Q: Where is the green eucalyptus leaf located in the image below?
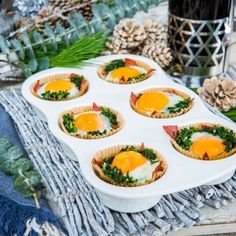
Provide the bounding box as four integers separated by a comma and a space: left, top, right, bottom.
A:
32, 31, 47, 54
2, 158, 33, 175
28, 58, 38, 73
13, 175, 33, 197
0, 138, 12, 161
37, 57, 50, 71
0, 36, 10, 54
5, 146, 24, 161
10, 39, 25, 60
45, 23, 58, 52
21, 32, 35, 59
25, 170, 42, 186
19, 62, 32, 78
55, 23, 69, 46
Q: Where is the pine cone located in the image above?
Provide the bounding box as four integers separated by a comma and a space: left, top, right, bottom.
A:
198, 76, 236, 111
143, 19, 167, 45
142, 41, 173, 68
15, 0, 93, 33
106, 18, 147, 54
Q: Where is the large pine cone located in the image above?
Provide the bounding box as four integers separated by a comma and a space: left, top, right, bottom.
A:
109, 19, 147, 50
198, 76, 236, 111
142, 41, 173, 69
143, 19, 167, 45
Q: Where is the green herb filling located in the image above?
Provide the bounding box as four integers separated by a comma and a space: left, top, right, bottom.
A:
41, 91, 69, 100
167, 97, 192, 113
104, 59, 125, 73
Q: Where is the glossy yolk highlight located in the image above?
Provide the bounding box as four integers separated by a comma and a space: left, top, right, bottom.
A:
136, 92, 169, 112
111, 67, 141, 81
111, 151, 147, 174
74, 113, 104, 132
191, 136, 226, 158
45, 80, 73, 92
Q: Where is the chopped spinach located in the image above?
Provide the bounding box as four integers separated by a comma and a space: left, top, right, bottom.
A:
102, 159, 137, 184
168, 97, 192, 113
41, 91, 69, 100
70, 75, 84, 89
202, 126, 236, 152
104, 59, 125, 73
101, 107, 118, 126
120, 146, 158, 164
88, 130, 107, 136
127, 73, 146, 82
176, 127, 200, 150
63, 113, 77, 133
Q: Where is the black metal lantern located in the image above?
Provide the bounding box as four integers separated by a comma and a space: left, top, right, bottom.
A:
168, 0, 233, 78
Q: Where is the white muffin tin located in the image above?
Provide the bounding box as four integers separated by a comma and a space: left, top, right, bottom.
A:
22, 54, 236, 213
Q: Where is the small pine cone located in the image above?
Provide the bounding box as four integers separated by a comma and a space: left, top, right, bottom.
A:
142, 41, 173, 68
143, 19, 167, 45
198, 76, 236, 111
113, 18, 147, 49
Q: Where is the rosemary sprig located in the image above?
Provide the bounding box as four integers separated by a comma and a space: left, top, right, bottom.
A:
104, 59, 125, 73
102, 159, 137, 184
127, 73, 146, 82
63, 113, 77, 133
50, 32, 107, 68
167, 98, 192, 113
41, 91, 69, 100
101, 107, 118, 126
70, 75, 84, 89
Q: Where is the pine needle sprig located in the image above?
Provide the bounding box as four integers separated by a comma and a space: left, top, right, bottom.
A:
50, 32, 107, 68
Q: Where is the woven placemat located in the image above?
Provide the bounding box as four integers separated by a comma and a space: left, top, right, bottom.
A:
0, 89, 236, 236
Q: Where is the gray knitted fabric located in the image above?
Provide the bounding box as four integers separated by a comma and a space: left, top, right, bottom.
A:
0, 89, 236, 236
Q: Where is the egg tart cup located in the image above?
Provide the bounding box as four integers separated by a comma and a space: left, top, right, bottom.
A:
59, 105, 124, 139
130, 88, 193, 119
31, 73, 89, 101
165, 123, 236, 160
97, 58, 155, 84
92, 145, 167, 187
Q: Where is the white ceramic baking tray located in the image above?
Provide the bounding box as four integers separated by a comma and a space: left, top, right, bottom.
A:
22, 54, 236, 213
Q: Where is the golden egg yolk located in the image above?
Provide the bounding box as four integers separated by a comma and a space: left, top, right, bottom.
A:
111, 67, 141, 81
136, 92, 169, 112
191, 136, 226, 158
45, 80, 73, 92
111, 151, 147, 174
74, 113, 104, 132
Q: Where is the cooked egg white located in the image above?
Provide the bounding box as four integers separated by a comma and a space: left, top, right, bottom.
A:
73, 111, 111, 136
37, 79, 80, 98
190, 132, 226, 158
105, 66, 147, 83
111, 150, 159, 183
136, 91, 183, 114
